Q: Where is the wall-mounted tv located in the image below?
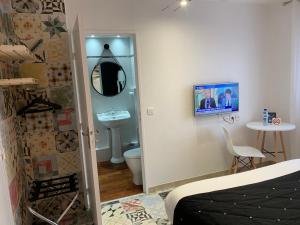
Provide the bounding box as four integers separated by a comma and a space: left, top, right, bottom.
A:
194, 82, 239, 116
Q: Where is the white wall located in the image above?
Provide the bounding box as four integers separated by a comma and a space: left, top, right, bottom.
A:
65, 0, 293, 188
260, 4, 293, 157
290, 2, 300, 159
262, 4, 292, 121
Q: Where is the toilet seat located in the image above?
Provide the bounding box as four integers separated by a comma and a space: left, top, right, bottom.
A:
124, 148, 141, 159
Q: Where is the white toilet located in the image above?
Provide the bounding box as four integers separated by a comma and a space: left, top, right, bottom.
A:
124, 148, 142, 185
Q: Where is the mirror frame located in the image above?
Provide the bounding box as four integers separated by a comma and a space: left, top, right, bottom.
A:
91, 62, 127, 97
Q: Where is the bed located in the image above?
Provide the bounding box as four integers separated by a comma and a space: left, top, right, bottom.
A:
165, 159, 300, 225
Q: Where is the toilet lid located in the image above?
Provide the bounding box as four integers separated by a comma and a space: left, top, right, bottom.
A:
124, 148, 141, 159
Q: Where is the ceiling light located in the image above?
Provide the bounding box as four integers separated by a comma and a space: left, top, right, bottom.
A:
116, 35, 121, 38
162, 0, 191, 12
180, 0, 188, 7
90, 35, 95, 38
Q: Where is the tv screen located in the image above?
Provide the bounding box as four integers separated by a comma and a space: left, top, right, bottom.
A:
194, 83, 239, 116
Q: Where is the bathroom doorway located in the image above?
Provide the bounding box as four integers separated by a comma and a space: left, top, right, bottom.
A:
85, 34, 144, 202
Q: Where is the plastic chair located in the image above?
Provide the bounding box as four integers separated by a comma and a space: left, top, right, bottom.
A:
222, 126, 265, 173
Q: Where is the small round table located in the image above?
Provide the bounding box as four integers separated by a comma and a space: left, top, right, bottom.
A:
246, 121, 296, 162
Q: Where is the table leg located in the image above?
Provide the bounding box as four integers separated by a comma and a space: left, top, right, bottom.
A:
273, 132, 278, 163
234, 157, 238, 174
259, 131, 266, 164
279, 131, 287, 161
256, 131, 261, 148
256, 131, 261, 164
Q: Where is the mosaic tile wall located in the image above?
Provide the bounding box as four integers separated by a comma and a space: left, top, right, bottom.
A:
0, 0, 86, 224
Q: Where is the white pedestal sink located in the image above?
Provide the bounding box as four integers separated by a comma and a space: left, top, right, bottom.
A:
97, 111, 131, 164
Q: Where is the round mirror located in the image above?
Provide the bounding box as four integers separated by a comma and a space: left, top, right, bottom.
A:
91, 61, 126, 97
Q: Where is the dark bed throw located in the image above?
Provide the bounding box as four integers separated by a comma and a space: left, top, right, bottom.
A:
173, 171, 300, 225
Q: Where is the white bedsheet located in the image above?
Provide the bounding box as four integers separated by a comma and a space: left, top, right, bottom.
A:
165, 159, 300, 223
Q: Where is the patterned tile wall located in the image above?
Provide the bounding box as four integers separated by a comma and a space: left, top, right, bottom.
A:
0, 0, 85, 224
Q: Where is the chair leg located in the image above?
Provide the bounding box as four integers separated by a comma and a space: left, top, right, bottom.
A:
234, 157, 239, 174
250, 157, 256, 169
230, 157, 235, 173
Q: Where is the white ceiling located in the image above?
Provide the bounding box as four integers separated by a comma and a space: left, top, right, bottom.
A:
204, 0, 286, 4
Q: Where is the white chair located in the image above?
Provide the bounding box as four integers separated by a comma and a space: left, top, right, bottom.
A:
222, 126, 265, 173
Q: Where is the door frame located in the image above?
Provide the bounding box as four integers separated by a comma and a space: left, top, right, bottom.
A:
70, 18, 149, 218
0, 143, 15, 225
82, 28, 148, 193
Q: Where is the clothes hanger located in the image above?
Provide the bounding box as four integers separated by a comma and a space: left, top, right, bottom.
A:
17, 96, 62, 116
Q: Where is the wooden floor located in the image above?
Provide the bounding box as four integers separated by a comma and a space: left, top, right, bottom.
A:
97, 161, 143, 202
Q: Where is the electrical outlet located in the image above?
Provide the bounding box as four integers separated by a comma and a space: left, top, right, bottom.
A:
225, 114, 231, 121
234, 114, 240, 121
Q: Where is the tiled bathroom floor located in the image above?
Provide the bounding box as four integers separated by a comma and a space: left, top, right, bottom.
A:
101, 191, 172, 225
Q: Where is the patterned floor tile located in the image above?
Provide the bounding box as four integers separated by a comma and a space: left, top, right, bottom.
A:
140, 220, 157, 225
103, 215, 132, 225
155, 218, 171, 225
32, 192, 84, 221
102, 202, 124, 218
126, 209, 152, 224
101, 192, 172, 225
158, 191, 171, 200
121, 199, 144, 213
141, 195, 167, 220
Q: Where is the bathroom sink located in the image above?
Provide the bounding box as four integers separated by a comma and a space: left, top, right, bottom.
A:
96, 111, 131, 164
97, 110, 131, 128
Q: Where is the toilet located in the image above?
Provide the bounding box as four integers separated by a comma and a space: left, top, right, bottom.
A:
124, 148, 142, 185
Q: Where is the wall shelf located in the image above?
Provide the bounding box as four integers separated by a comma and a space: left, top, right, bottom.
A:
0, 78, 38, 87
0, 45, 36, 61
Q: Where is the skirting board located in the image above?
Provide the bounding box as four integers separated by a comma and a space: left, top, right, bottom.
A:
149, 161, 275, 193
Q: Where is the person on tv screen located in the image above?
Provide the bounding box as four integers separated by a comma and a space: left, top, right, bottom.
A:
221, 89, 238, 110
200, 90, 216, 109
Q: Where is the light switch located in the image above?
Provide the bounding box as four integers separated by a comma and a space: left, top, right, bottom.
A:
147, 107, 154, 116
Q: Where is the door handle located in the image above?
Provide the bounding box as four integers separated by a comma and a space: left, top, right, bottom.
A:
81, 126, 92, 149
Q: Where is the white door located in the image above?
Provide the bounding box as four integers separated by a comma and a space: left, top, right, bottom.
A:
71, 17, 102, 225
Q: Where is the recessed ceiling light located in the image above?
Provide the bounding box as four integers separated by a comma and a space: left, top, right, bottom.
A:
90, 34, 95, 38
180, 0, 188, 7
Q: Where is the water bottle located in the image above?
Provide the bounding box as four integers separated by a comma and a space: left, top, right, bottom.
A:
263, 109, 268, 126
